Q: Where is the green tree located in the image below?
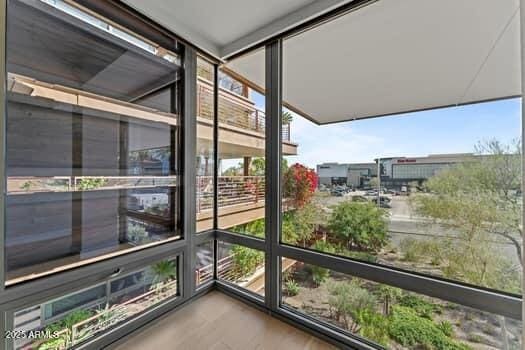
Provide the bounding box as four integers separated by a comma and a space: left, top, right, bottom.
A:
283, 202, 324, 246
411, 139, 522, 293
327, 201, 388, 252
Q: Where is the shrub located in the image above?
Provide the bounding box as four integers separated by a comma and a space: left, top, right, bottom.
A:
77, 178, 107, 190
283, 163, 318, 208
400, 238, 446, 264
284, 279, 300, 296
388, 306, 470, 350
231, 245, 264, 278
398, 294, 441, 319
356, 309, 390, 346
231, 218, 265, 238
127, 224, 149, 244
311, 265, 330, 286
327, 201, 388, 252
327, 280, 376, 333
309, 241, 336, 286
437, 320, 454, 337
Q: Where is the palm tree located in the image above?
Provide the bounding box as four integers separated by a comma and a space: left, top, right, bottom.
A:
282, 111, 293, 124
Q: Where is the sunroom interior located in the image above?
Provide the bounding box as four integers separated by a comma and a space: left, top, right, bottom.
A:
1, 0, 523, 349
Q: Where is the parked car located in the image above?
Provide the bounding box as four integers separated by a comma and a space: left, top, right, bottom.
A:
331, 190, 345, 197
379, 201, 392, 208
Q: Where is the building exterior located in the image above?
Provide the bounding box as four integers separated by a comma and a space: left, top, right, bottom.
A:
317, 162, 376, 188
378, 153, 474, 189
317, 153, 474, 189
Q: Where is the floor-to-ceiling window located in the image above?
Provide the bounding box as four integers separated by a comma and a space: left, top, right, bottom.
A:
1, 1, 192, 348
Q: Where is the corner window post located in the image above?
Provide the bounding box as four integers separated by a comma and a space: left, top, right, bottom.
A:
265, 39, 282, 310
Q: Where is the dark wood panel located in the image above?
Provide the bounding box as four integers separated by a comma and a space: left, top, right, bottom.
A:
8, 0, 179, 102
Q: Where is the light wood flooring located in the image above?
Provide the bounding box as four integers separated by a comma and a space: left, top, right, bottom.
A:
112, 291, 337, 350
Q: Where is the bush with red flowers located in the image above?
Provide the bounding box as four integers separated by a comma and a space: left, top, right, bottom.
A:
283, 163, 318, 208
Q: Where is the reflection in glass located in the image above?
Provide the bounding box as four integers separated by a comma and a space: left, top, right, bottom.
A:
196, 58, 215, 232
195, 241, 214, 286
13, 257, 178, 350
217, 242, 265, 297
5, 0, 181, 284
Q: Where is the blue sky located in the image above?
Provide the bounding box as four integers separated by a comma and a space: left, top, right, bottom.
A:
251, 93, 522, 169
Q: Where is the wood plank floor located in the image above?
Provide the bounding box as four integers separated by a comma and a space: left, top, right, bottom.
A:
112, 291, 337, 350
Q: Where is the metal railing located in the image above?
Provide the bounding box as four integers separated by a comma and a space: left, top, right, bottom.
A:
197, 79, 291, 142
196, 175, 265, 214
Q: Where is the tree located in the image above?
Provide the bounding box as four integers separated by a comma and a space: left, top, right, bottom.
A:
282, 111, 293, 125
378, 285, 403, 316
283, 202, 324, 246
250, 157, 265, 176
327, 201, 388, 252
411, 139, 522, 293
283, 163, 318, 208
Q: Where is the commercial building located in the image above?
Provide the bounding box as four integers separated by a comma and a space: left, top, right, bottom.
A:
317, 162, 376, 187
378, 153, 475, 189
318, 153, 475, 189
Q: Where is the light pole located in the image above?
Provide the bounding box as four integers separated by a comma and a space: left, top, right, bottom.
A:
376, 157, 381, 207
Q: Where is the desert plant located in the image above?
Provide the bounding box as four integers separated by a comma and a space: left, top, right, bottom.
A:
327, 279, 376, 333
284, 279, 299, 296
151, 260, 177, 291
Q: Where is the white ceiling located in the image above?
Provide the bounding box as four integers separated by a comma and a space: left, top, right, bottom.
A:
122, 0, 354, 58
227, 0, 522, 124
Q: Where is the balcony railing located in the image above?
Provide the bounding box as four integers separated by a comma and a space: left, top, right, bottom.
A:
196, 175, 265, 214
197, 78, 291, 142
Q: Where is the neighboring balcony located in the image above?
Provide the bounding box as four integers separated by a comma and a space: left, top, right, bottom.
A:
196, 175, 265, 232
196, 76, 297, 231
196, 77, 298, 158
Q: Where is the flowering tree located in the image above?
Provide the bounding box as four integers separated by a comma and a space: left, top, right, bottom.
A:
283, 163, 318, 208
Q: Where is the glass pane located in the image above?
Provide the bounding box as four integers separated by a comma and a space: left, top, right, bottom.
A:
282, 36, 522, 295
12, 256, 179, 350
217, 241, 265, 297
218, 49, 269, 238
196, 58, 215, 232
281, 258, 522, 349
5, 0, 182, 285
195, 241, 214, 287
